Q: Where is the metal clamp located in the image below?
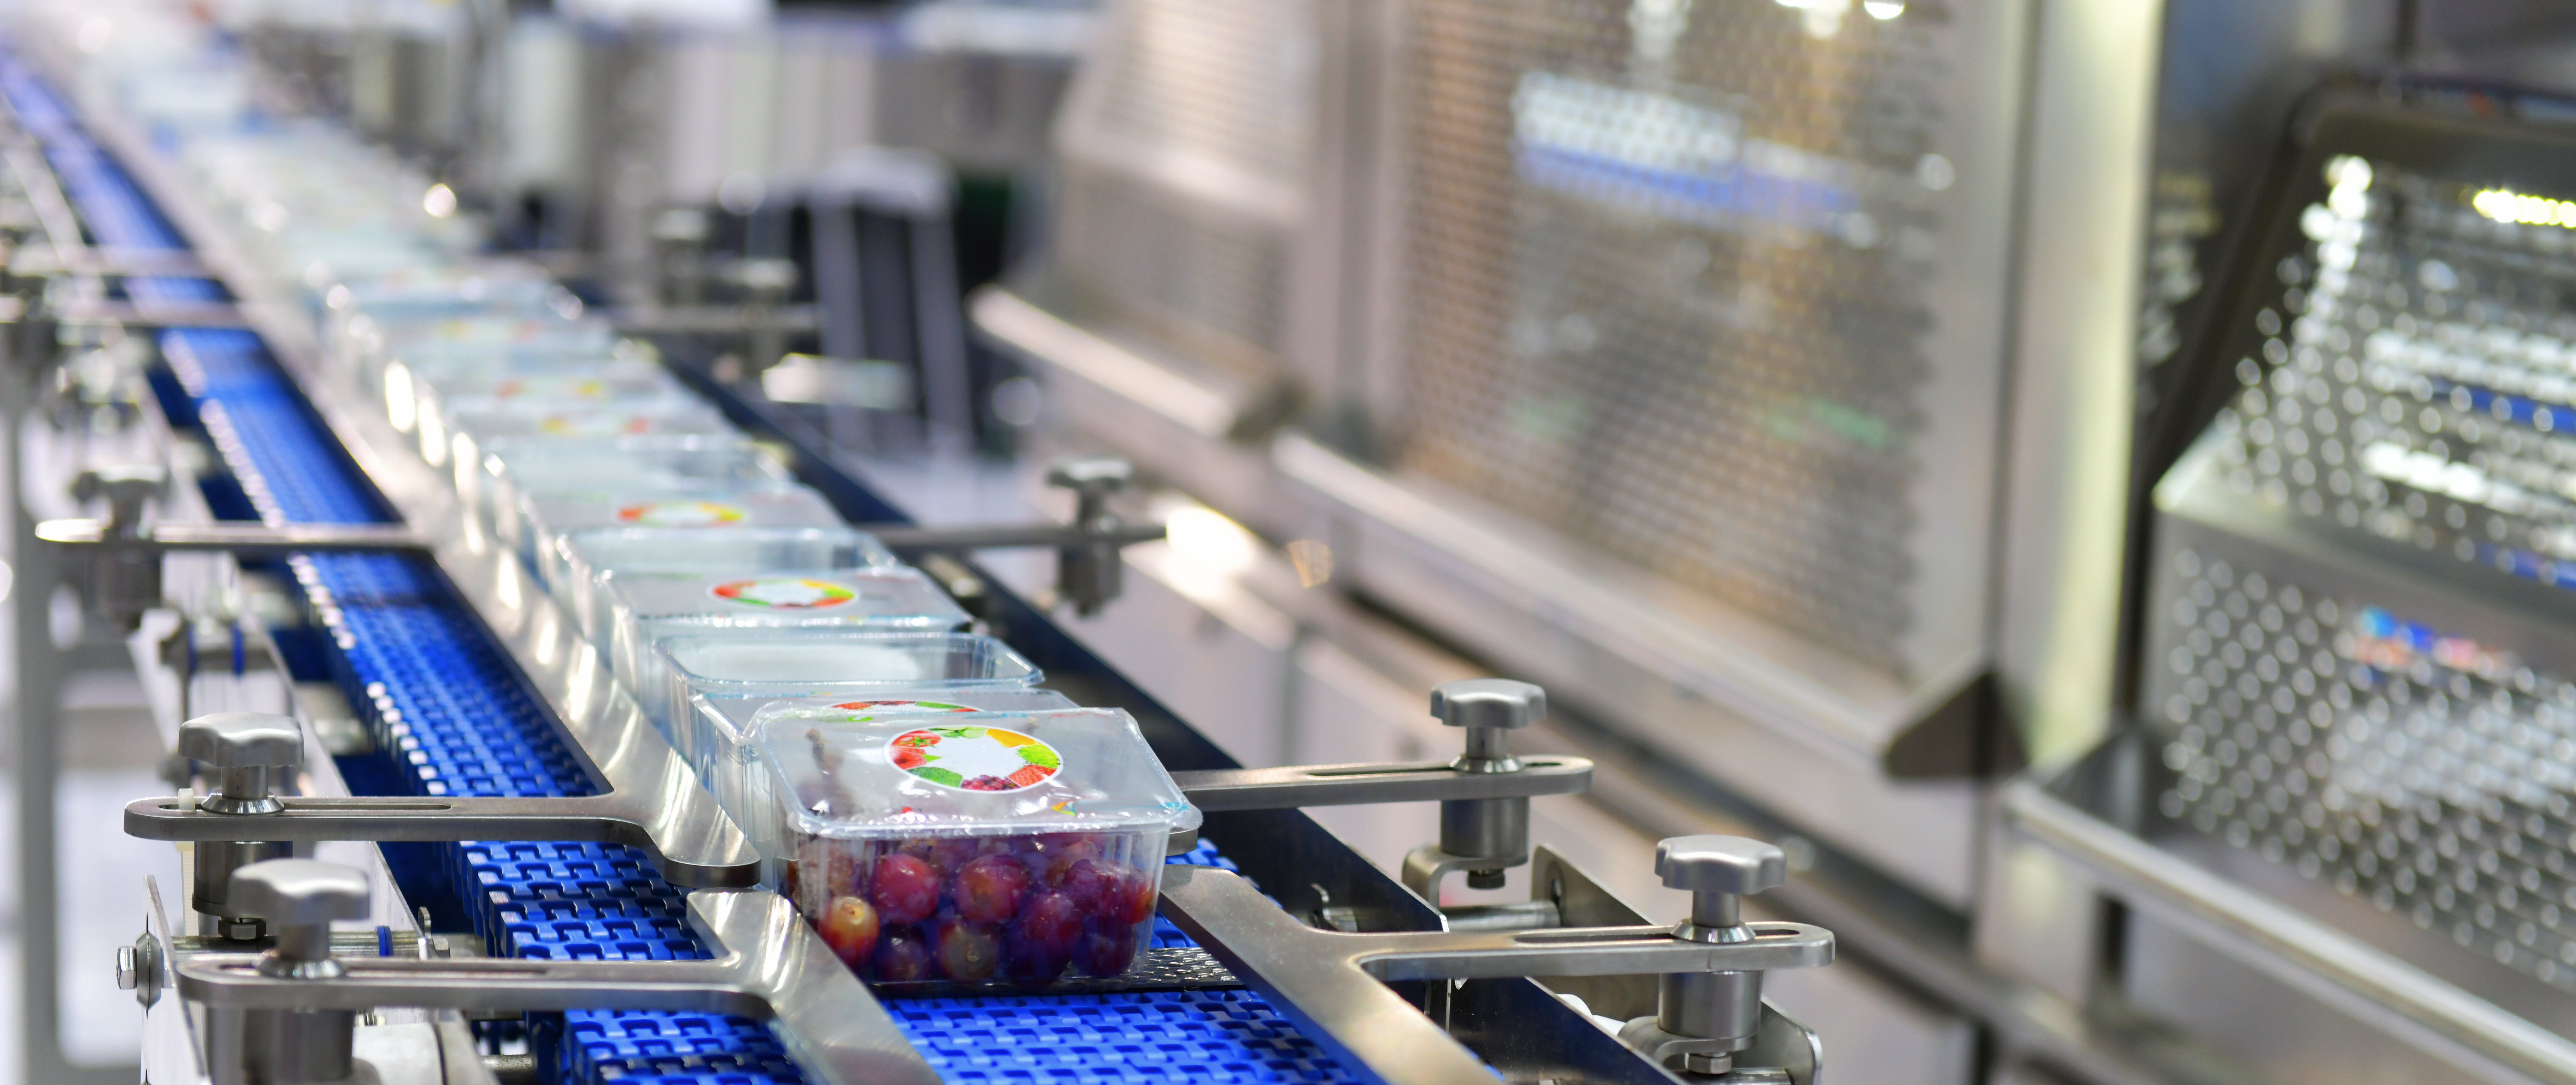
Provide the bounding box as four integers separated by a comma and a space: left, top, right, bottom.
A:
1164, 679, 1592, 900
178, 860, 942, 1085
1156, 846, 1833, 1085
1408, 679, 1549, 894
1615, 836, 1790, 1075
857, 455, 1166, 615
178, 713, 301, 941
129, 712, 759, 888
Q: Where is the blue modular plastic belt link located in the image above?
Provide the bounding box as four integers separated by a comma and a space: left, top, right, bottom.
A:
0, 59, 1361, 1085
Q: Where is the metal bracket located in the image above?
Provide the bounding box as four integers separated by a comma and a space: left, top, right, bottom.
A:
1155, 864, 1832, 1085
862, 519, 1166, 554
1171, 756, 1592, 812
36, 518, 428, 554
175, 889, 940, 1085
125, 791, 759, 888
1399, 844, 1530, 900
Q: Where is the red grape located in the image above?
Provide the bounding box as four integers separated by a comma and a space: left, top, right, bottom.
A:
1037, 835, 1106, 887
868, 853, 941, 924
872, 924, 934, 981
1073, 920, 1141, 977
1103, 869, 1159, 927
816, 896, 880, 967
935, 918, 1004, 980
954, 854, 1034, 923
1008, 890, 1081, 982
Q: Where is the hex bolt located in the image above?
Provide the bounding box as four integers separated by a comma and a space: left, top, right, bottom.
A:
115, 945, 137, 990
1046, 455, 1134, 616
225, 860, 368, 1085
1432, 679, 1546, 889
1652, 835, 1788, 1073
179, 712, 305, 940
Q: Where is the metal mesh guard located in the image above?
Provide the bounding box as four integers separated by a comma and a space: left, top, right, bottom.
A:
1391, 0, 1954, 673
2156, 150, 2576, 994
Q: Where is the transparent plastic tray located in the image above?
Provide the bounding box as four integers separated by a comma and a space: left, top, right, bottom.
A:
607, 571, 975, 726
760, 708, 1198, 987
461, 434, 789, 533
650, 632, 1041, 759
681, 687, 1078, 859
561, 527, 898, 640
512, 484, 844, 586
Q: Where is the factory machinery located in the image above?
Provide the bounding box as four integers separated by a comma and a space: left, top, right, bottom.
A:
0, 4, 1860, 1085
22, 1, 2576, 1085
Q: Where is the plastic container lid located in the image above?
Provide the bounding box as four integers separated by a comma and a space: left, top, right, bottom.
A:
561, 527, 898, 639
658, 631, 1039, 700
758, 708, 1202, 838
513, 484, 843, 580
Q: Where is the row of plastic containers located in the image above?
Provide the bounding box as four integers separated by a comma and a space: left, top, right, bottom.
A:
172, 122, 1200, 990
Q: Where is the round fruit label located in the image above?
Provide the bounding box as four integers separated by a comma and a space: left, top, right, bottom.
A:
540, 414, 657, 436
711, 577, 855, 608
617, 500, 747, 527
833, 699, 976, 713
886, 726, 1060, 792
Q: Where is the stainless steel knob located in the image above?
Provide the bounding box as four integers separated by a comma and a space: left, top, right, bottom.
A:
1046, 456, 1134, 616
73, 463, 166, 538
230, 859, 368, 980
1646, 835, 1787, 1073
1657, 835, 1786, 899
226, 860, 365, 1085
178, 711, 303, 815
1432, 678, 1545, 771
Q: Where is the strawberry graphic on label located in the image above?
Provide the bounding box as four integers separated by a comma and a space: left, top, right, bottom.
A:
884, 727, 1061, 792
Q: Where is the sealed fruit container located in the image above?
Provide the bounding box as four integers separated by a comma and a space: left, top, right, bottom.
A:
561, 527, 897, 639
761, 708, 1201, 987
650, 631, 1038, 759
429, 399, 733, 470
510, 484, 843, 585
607, 571, 973, 725
462, 434, 789, 533
685, 688, 1078, 846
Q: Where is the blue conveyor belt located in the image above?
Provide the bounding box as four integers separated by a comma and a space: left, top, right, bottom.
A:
0, 57, 1357, 1085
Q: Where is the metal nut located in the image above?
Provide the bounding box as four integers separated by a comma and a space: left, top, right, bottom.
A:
114, 945, 137, 990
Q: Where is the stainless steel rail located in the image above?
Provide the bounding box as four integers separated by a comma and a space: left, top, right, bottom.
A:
2001, 778, 2576, 1085
178, 889, 942, 1085
36, 518, 428, 553
1172, 757, 1592, 812
61, 92, 765, 893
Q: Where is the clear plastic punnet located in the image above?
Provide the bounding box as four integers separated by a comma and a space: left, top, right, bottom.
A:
682, 688, 1079, 849
427, 399, 733, 470
652, 632, 1041, 760
388, 357, 672, 436
561, 527, 899, 639
510, 484, 844, 583
607, 570, 974, 724
462, 434, 789, 533
759, 708, 1201, 988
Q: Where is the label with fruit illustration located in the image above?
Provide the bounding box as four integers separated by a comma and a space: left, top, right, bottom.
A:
617, 500, 747, 527
710, 577, 855, 608
833, 700, 976, 713
886, 726, 1060, 791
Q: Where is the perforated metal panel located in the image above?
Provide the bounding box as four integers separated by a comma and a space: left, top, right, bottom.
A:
2150, 551, 2576, 992
1048, 0, 1315, 382
1388, 0, 1959, 673
2150, 142, 2576, 994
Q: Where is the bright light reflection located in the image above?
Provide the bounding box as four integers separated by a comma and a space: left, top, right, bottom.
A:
1165, 506, 1258, 579
1863, 1, 1903, 17
422, 184, 458, 219
2472, 188, 2576, 230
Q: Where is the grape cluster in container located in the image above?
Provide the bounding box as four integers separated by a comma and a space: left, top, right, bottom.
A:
759, 708, 1200, 988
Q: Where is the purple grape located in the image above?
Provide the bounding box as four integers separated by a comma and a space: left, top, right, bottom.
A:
935, 918, 1004, 980
1073, 919, 1141, 978
954, 854, 1033, 923
872, 924, 934, 982
1007, 890, 1081, 982
868, 854, 941, 924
